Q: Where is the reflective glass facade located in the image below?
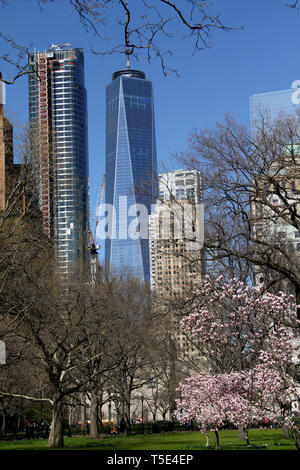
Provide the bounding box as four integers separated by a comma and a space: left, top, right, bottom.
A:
105, 69, 157, 282
28, 48, 89, 275
250, 88, 300, 128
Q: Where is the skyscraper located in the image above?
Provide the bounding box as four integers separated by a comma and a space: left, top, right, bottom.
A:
28, 46, 89, 275
105, 69, 157, 282
250, 86, 300, 127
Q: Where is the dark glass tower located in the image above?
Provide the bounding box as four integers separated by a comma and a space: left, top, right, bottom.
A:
105, 69, 157, 282
28, 47, 89, 275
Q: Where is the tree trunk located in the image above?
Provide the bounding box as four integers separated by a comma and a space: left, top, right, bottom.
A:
168, 340, 177, 422
295, 285, 300, 321
108, 399, 112, 427
80, 392, 87, 435
243, 427, 250, 446
237, 426, 244, 441
124, 399, 131, 435
282, 424, 290, 439
214, 431, 220, 449
48, 398, 64, 448
1, 410, 6, 437
292, 428, 300, 450
89, 391, 100, 439
205, 432, 210, 448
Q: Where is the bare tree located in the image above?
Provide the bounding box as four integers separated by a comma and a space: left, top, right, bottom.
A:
102, 275, 158, 435
178, 111, 300, 315
0, 0, 238, 83
0, 261, 112, 448
79, 280, 127, 439
0, 120, 51, 344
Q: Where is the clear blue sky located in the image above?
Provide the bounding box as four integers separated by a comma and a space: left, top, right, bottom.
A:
1, 0, 300, 229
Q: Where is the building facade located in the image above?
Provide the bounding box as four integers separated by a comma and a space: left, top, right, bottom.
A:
250, 87, 300, 127
149, 169, 204, 360
105, 69, 157, 282
250, 86, 300, 288
28, 46, 89, 275
0, 94, 13, 212
149, 169, 203, 292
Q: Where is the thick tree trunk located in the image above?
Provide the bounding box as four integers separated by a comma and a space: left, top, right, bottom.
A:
124, 400, 131, 435
237, 426, 244, 441
89, 391, 100, 439
48, 398, 64, 448
205, 432, 210, 448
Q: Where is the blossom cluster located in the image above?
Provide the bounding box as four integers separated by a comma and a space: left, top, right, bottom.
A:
176, 277, 300, 433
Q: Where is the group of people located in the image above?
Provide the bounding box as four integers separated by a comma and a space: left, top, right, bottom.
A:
75, 421, 90, 435
24, 420, 50, 439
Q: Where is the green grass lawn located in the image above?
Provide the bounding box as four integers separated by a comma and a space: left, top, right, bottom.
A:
0, 429, 297, 450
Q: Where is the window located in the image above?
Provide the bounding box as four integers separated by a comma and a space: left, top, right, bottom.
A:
176, 189, 185, 199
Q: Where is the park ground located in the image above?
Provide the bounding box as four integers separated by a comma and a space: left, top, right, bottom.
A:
0, 429, 297, 451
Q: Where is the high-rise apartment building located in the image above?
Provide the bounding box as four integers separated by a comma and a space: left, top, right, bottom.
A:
28, 46, 89, 274
149, 169, 204, 360
149, 169, 203, 292
105, 69, 157, 282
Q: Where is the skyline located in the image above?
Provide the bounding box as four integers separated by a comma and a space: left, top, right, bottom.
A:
2, 1, 300, 237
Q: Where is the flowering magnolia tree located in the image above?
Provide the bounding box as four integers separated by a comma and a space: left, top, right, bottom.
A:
175, 277, 300, 448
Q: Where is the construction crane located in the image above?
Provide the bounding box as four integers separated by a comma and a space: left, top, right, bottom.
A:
88, 174, 105, 285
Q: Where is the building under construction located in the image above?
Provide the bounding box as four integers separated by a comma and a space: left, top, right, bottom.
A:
28, 46, 89, 276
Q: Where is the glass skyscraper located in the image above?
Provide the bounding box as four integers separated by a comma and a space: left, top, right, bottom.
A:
28, 46, 89, 275
250, 86, 300, 128
105, 69, 157, 282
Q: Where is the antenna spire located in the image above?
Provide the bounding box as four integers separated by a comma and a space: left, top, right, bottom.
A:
125, 0, 130, 69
